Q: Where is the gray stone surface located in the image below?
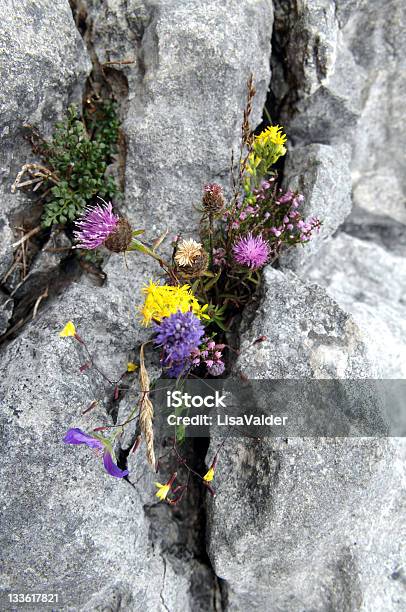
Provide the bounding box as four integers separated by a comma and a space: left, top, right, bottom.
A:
302, 232, 406, 379
280, 142, 352, 271
10, 229, 72, 300
0, 0, 91, 272
86, 0, 273, 234
237, 267, 377, 379
206, 267, 406, 611
0, 254, 217, 611
272, 0, 406, 230
0, 1, 274, 609
0, 289, 13, 335
344, 0, 406, 226
207, 436, 406, 612
271, 0, 362, 145
1, 1, 405, 611
0, 215, 13, 280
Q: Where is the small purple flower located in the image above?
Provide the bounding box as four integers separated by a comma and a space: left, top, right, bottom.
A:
102, 451, 129, 478
166, 359, 192, 378
63, 428, 103, 449
207, 360, 225, 377
63, 428, 128, 478
73, 200, 119, 250
278, 190, 294, 204
204, 183, 223, 196
232, 233, 270, 270
154, 310, 205, 378
292, 194, 304, 207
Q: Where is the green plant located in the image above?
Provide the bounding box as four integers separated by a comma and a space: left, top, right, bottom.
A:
33, 104, 120, 227
84, 98, 120, 155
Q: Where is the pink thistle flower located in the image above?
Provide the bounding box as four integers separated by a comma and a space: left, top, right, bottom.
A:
74, 200, 120, 250
232, 233, 270, 270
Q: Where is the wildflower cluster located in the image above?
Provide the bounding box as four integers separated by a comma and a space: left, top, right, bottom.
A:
57, 75, 322, 506
190, 337, 226, 377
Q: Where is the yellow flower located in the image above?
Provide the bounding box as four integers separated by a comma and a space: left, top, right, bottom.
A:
59, 321, 76, 337
203, 467, 215, 482
127, 362, 138, 372
140, 280, 210, 326
255, 124, 287, 147
155, 482, 170, 501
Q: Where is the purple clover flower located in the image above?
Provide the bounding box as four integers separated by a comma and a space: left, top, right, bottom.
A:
73, 200, 119, 250
232, 233, 270, 270
207, 361, 225, 377
154, 310, 205, 378
63, 428, 128, 478
204, 183, 223, 196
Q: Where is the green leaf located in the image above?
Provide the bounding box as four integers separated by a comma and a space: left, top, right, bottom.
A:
204, 269, 222, 291
213, 319, 229, 332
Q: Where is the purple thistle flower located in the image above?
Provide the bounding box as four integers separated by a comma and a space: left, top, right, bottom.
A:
63, 428, 128, 478
73, 200, 119, 250
232, 233, 270, 270
154, 310, 205, 378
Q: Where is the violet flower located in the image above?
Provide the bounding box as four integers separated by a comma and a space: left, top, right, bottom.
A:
232, 233, 270, 270
63, 428, 128, 478
154, 310, 205, 378
73, 201, 119, 250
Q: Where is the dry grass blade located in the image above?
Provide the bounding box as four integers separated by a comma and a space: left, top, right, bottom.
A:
139, 343, 155, 468
11, 163, 59, 193
152, 228, 168, 251
11, 225, 41, 249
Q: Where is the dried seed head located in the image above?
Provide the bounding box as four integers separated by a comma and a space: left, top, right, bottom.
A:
104, 218, 133, 252
202, 183, 225, 215
174, 239, 203, 267
176, 251, 209, 279
174, 239, 209, 279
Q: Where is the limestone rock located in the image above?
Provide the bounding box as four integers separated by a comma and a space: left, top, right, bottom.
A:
272, 0, 406, 230
206, 267, 406, 611
0, 289, 13, 336
0, 1, 274, 608
280, 143, 352, 271
302, 232, 406, 379
85, 0, 274, 234
0, 0, 90, 273
237, 267, 377, 379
